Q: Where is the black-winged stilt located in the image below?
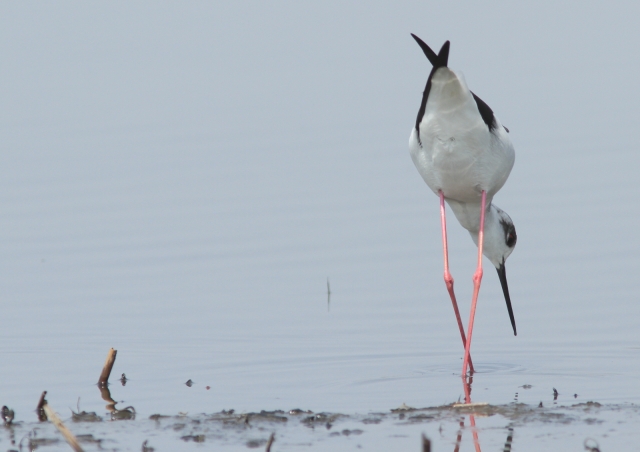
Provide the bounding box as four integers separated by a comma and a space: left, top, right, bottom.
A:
408, 34, 517, 377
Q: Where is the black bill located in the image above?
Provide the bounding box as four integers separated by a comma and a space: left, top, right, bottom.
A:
497, 264, 517, 336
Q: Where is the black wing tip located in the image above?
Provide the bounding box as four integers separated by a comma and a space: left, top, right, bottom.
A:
471, 91, 497, 132
410, 34, 450, 68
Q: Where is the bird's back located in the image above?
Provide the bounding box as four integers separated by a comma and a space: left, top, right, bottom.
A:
409, 67, 514, 204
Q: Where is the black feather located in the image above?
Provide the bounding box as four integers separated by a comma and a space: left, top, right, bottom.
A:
471, 92, 497, 132
411, 35, 450, 145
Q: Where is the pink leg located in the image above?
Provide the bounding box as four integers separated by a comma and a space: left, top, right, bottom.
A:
462, 190, 487, 377
461, 373, 472, 403
439, 191, 474, 373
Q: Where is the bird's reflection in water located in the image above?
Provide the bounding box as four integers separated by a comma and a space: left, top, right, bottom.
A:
452, 376, 516, 452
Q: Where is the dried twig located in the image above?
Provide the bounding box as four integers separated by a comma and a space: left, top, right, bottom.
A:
36, 391, 48, 421
265, 432, 275, 452
43, 402, 84, 452
98, 348, 117, 386
452, 402, 489, 408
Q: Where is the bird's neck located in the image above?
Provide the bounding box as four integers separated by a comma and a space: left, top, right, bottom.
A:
464, 204, 509, 269
445, 197, 495, 234
447, 198, 508, 268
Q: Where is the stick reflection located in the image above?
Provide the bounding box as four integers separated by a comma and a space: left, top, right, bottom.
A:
98, 384, 136, 420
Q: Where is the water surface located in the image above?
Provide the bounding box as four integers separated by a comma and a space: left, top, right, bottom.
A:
1, 2, 640, 450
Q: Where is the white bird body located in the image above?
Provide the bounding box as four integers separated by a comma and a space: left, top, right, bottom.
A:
408, 35, 518, 378
410, 68, 514, 219
409, 65, 516, 268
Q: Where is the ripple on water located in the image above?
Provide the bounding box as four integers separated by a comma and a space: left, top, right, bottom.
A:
416, 361, 527, 375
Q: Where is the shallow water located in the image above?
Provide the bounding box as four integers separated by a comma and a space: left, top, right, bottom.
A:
2, 2, 640, 450
4, 401, 640, 451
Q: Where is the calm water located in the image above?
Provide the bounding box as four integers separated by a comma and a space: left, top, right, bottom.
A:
1, 2, 640, 450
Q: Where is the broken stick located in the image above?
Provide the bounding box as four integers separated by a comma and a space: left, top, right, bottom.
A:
98, 348, 117, 386
43, 403, 84, 452
265, 432, 275, 452
36, 390, 47, 421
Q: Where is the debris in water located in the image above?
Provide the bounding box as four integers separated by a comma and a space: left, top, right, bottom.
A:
111, 406, 136, 421
1, 405, 14, 425
391, 403, 415, 412
71, 410, 102, 423
584, 438, 600, 451
36, 391, 48, 422
181, 434, 205, 443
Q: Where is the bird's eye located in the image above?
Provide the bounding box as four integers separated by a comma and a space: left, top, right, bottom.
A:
506, 231, 517, 248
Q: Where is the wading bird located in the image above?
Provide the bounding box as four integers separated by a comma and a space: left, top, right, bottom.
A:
408, 34, 517, 376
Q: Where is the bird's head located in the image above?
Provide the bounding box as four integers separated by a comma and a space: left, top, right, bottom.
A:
482, 206, 517, 269
473, 206, 518, 335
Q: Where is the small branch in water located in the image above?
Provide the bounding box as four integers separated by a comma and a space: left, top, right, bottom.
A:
43, 402, 84, 452
36, 390, 48, 421
98, 348, 118, 386
265, 432, 275, 452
